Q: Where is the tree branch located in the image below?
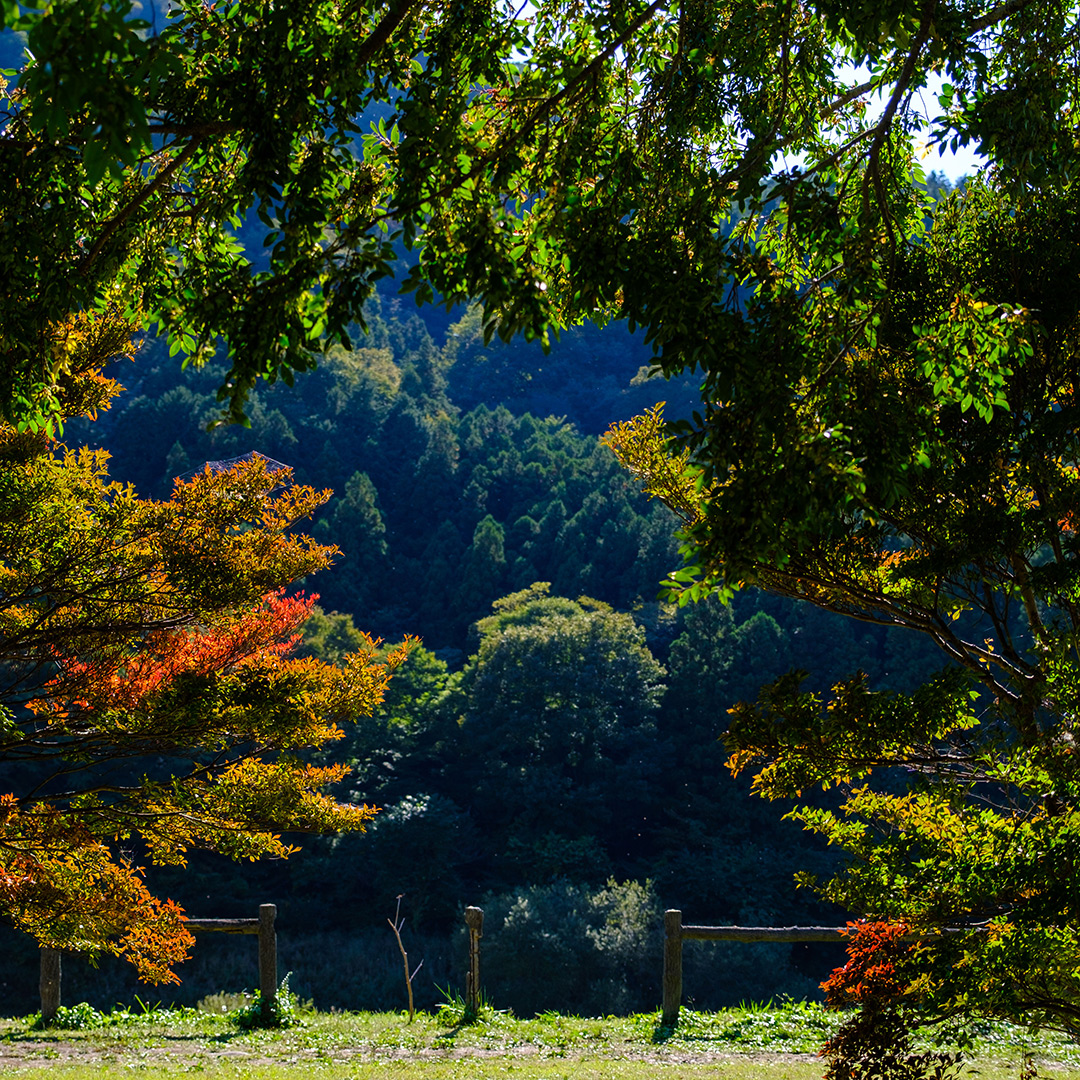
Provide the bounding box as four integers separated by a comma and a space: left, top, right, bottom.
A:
79, 137, 204, 275
349, 0, 426, 68
861, 0, 938, 245
970, 0, 1037, 34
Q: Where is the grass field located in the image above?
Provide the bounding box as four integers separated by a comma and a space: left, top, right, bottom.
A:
1, 1000, 1078, 1079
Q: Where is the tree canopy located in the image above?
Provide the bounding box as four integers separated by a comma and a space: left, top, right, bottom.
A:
4, 0, 1074, 437
0, 312, 407, 981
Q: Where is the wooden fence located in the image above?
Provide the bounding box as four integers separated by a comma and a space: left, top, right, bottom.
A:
38, 903, 278, 1025
661, 908, 852, 1025
458, 906, 858, 1024
448, 906, 854, 1025
659, 909, 979, 1024
36, 903, 937, 1026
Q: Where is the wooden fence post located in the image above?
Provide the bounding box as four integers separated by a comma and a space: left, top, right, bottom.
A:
259, 903, 277, 1023
39, 948, 61, 1025
464, 906, 484, 1017
662, 909, 683, 1027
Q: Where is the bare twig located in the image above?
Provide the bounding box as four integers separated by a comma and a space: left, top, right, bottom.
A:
388, 894, 419, 1021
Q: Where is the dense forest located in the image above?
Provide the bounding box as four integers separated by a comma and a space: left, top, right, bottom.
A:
65, 295, 693, 651
0, 280, 950, 1019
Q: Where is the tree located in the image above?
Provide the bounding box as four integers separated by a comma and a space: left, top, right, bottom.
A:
605, 180, 1080, 1043
4, 0, 1072, 434
0, 313, 407, 982
453, 515, 508, 625
445, 583, 666, 883
320, 470, 388, 613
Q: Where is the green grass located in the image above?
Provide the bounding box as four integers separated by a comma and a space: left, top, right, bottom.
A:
1, 1001, 1078, 1080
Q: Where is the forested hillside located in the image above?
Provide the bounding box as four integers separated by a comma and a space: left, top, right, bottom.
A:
0, 302, 947, 1019
65, 296, 697, 651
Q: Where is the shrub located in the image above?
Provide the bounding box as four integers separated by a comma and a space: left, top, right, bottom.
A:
30, 1000, 199, 1030
478, 878, 660, 1017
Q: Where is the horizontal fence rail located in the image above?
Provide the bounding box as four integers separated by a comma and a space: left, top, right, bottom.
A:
184, 919, 261, 934
38, 904, 278, 1025
680, 924, 967, 943
661, 909, 978, 1025
682, 925, 853, 942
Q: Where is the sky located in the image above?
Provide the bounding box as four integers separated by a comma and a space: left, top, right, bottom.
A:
907, 73, 988, 182
867, 67, 989, 183
918, 142, 985, 183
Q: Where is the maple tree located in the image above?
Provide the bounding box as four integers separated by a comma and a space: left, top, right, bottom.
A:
0, 311, 407, 982
605, 177, 1080, 1041
818, 922, 963, 1080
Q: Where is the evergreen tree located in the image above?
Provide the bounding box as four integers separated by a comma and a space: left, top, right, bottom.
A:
320, 471, 389, 614
453, 516, 509, 627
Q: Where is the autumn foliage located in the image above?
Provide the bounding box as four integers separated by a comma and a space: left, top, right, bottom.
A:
821, 921, 913, 1010
0, 312, 408, 981
819, 923, 961, 1080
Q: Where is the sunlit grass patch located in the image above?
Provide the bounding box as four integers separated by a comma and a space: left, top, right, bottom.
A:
2, 1002, 1080, 1080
